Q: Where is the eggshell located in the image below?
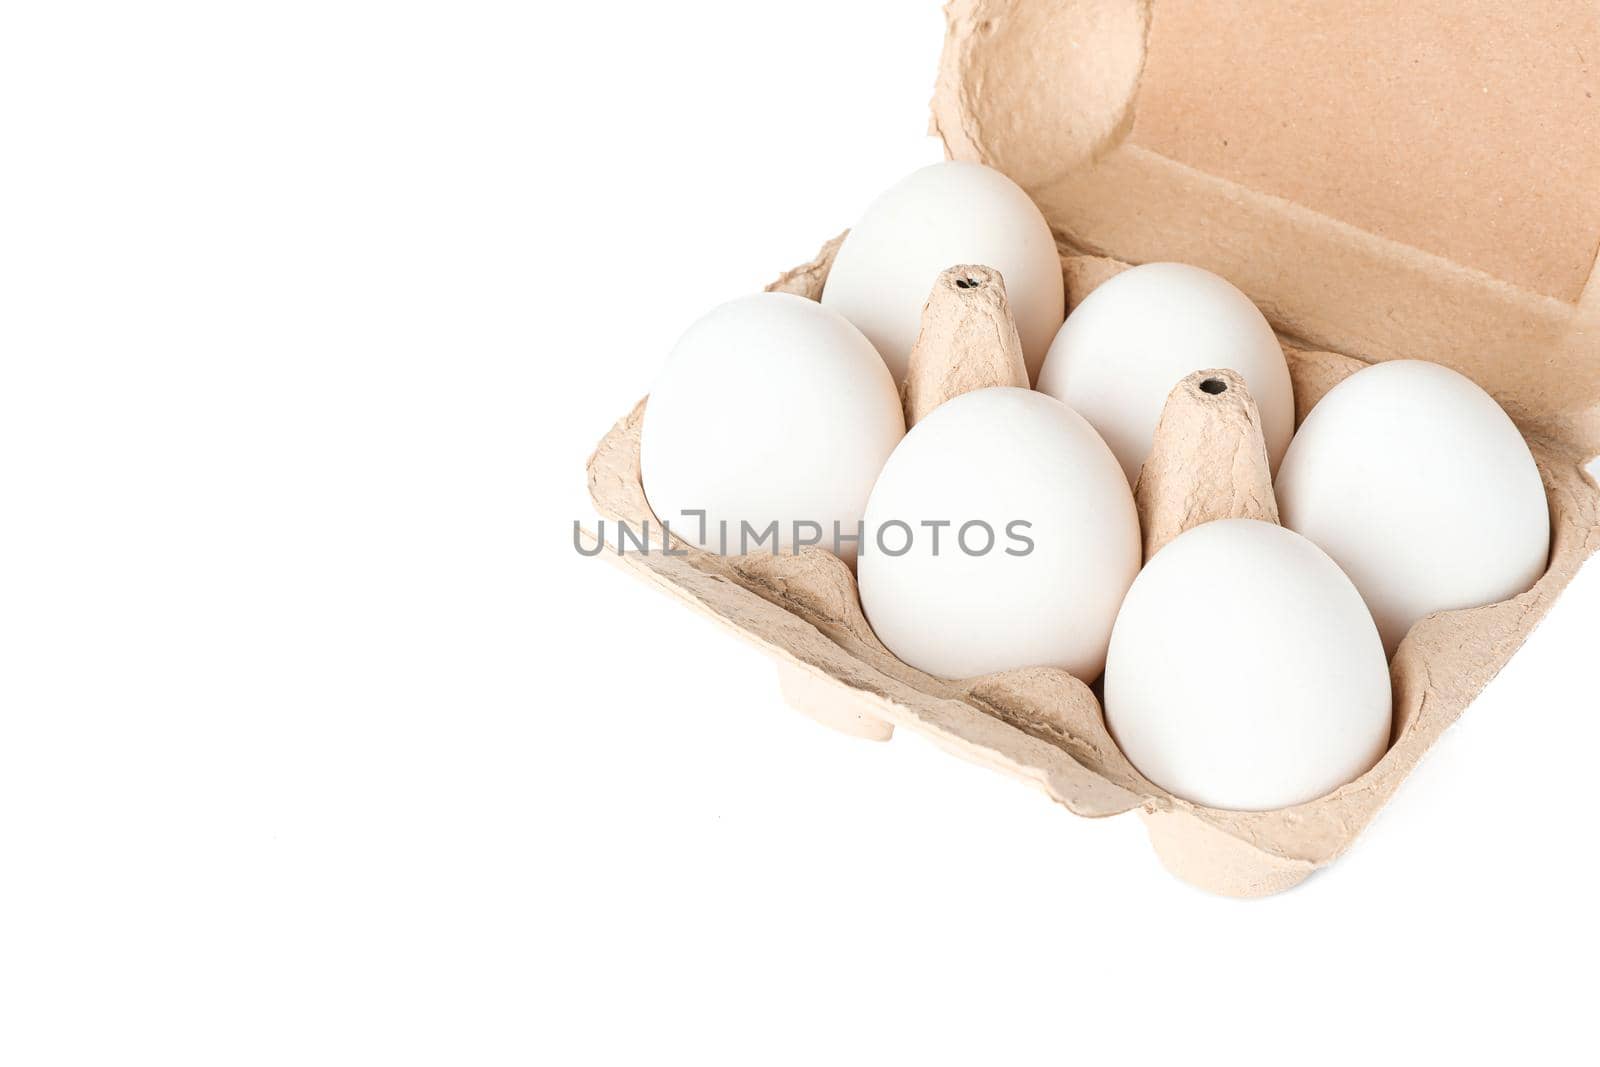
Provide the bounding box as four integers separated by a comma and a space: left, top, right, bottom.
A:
1104, 519, 1392, 812
1275, 360, 1550, 656
857, 387, 1140, 680
640, 292, 904, 563
820, 161, 1065, 384
1035, 262, 1295, 485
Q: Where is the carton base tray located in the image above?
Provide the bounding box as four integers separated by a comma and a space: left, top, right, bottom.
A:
584, 245, 1600, 897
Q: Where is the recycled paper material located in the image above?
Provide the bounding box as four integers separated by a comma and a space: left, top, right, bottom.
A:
586, 1, 1600, 895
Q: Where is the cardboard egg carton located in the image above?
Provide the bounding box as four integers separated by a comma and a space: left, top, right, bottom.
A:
583, 1, 1600, 895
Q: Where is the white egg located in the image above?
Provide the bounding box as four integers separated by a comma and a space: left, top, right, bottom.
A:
857, 387, 1140, 680
1105, 519, 1392, 811
1036, 262, 1295, 485
821, 161, 1064, 384
1275, 360, 1549, 656
640, 292, 904, 563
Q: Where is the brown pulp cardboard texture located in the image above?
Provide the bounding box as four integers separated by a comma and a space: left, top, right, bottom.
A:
932, 0, 1600, 454
586, 1, 1600, 895
1133, 368, 1278, 561
902, 265, 1030, 427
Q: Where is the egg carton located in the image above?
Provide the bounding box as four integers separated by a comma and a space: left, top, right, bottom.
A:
587, 240, 1598, 895
583, 1, 1600, 895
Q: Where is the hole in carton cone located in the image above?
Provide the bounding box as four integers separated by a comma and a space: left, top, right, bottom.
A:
1199, 377, 1227, 395
954, 275, 984, 290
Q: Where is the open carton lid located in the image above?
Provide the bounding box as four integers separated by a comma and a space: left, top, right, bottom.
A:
931, 0, 1600, 456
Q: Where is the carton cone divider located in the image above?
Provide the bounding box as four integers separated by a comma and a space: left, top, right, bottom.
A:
1134, 368, 1281, 562
901, 265, 1030, 427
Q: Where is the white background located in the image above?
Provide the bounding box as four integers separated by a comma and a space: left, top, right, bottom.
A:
3, 1, 1597, 1063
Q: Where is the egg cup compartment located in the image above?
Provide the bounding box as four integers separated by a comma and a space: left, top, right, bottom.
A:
586, 238, 1600, 897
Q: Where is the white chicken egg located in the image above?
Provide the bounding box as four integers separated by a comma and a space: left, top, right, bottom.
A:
821, 161, 1065, 384
1104, 519, 1392, 811
857, 387, 1140, 680
1275, 359, 1549, 656
1035, 262, 1295, 485
640, 292, 904, 563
